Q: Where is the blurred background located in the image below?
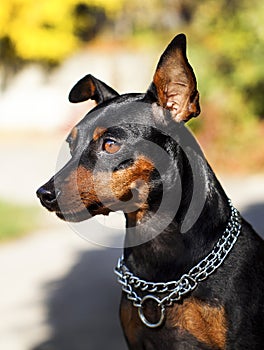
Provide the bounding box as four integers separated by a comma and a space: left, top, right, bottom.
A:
0, 1, 263, 349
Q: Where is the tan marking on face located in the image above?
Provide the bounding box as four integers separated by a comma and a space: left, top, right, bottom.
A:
110, 157, 154, 198
125, 179, 150, 223
109, 156, 154, 217
93, 127, 107, 141
57, 156, 154, 219
167, 298, 227, 349
55, 165, 99, 215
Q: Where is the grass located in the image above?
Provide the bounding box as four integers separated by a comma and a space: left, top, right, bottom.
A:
0, 199, 40, 243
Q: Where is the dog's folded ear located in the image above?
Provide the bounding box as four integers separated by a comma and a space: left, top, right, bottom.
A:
148, 33, 200, 123
69, 74, 119, 104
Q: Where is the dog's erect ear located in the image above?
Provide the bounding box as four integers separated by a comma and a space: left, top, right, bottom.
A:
148, 33, 200, 122
69, 74, 119, 104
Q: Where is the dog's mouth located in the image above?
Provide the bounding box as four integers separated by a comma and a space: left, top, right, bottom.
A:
56, 210, 88, 222
36, 186, 112, 222
55, 203, 111, 222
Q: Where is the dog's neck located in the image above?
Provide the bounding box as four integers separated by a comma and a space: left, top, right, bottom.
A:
123, 144, 230, 282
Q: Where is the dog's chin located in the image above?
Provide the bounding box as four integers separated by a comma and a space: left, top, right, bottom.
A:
55, 205, 111, 222
56, 210, 90, 222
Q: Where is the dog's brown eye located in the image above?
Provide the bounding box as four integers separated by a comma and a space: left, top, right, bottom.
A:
103, 139, 121, 154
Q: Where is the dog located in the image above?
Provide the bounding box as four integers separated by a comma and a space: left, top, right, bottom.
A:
37, 34, 264, 349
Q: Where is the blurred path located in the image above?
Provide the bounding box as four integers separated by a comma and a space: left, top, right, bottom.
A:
0, 217, 126, 350
220, 174, 264, 237
0, 135, 263, 349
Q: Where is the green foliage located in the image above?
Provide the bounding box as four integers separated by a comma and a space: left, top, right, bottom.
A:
180, 0, 264, 171
0, 200, 39, 242
190, 0, 264, 121
0, 0, 126, 64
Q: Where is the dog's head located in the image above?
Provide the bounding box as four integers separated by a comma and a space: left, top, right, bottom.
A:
36, 34, 200, 223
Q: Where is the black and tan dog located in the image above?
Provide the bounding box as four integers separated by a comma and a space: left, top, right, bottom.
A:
37, 34, 264, 349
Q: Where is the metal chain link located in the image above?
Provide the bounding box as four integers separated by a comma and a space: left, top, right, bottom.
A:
114, 200, 241, 327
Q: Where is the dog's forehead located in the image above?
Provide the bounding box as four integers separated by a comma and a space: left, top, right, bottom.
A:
73, 94, 157, 140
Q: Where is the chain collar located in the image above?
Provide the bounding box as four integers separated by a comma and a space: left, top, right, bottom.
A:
114, 200, 241, 328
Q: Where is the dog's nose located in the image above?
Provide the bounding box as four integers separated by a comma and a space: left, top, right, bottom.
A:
36, 187, 61, 208
37, 187, 55, 202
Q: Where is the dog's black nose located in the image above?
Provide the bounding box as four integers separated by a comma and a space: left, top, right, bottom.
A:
36, 186, 61, 209
37, 187, 55, 202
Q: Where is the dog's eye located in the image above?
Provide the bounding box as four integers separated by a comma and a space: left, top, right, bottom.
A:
102, 139, 121, 154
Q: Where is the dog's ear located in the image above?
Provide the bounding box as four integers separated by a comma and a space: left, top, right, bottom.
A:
69, 74, 119, 104
148, 34, 200, 123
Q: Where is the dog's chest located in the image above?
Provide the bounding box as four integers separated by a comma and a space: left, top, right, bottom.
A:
120, 296, 227, 349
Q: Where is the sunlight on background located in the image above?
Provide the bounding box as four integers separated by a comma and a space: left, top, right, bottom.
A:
0, 0, 125, 62
0, 0, 263, 171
